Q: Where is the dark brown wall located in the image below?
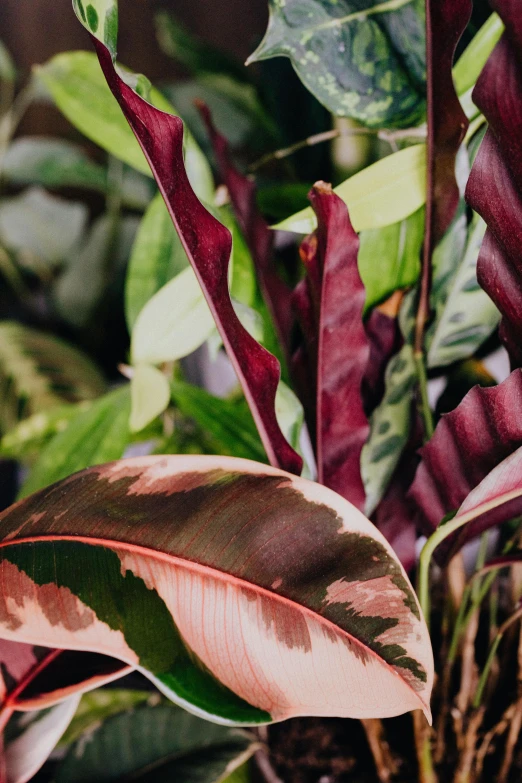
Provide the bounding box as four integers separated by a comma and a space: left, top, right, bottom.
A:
1, 0, 268, 132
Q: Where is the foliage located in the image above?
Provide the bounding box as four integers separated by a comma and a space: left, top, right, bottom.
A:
1, 0, 522, 780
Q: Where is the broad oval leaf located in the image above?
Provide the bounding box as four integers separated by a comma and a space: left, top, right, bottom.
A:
130, 365, 171, 433
0, 456, 433, 724
274, 144, 426, 235
248, 0, 426, 128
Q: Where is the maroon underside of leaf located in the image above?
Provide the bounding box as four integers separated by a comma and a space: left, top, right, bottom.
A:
91, 37, 302, 476
0, 639, 129, 714
409, 370, 522, 561
197, 102, 294, 358
301, 184, 370, 510
425, 0, 471, 250
466, 6, 522, 367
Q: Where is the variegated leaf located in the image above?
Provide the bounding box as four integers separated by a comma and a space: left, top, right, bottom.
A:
0, 456, 432, 724
248, 0, 426, 128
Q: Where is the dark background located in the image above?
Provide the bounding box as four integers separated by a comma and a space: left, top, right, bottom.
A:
1, 0, 269, 134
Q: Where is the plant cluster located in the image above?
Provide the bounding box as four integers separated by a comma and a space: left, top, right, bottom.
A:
0, 1, 521, 781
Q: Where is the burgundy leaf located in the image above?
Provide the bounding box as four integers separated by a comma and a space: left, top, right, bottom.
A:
310, 183, 370, 510
466, 6, 522, 366
198, 103, 294, 356
409, 369, 522, 538
425, 0, 471, 246
89, 38, 301, 476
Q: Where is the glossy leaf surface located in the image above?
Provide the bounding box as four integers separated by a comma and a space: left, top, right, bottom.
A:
0, 455, 433, 723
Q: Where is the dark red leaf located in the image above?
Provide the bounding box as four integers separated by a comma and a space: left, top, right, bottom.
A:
409, 370, 522, 540
198, 103, 294, 357
90, 38, 302, 476
466, 7, 522, 366
310, 183, 370, 510
362, 308, 402, 417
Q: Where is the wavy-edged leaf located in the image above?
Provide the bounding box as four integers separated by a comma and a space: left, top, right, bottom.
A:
125, 193, 188, 331
248, 0, 426, 128
409, 369, 522, 537
0, 455, 433, 723
19, 386, 130, 498
274, 144, 426, 235
73, 2, 301, 476
426, 214, 500, 368
466, 6, 522, 366
0, 322, 105, 434
56, 703, 257, 782
0, 188, 88, 269
35, 51, 214, 201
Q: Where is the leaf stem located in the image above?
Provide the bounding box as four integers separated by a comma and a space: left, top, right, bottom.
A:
473, 607, 522, 708
414, 351, 434, 441
310, 0, 416, 33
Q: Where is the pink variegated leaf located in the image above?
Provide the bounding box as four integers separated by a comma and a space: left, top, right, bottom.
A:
0, 456, 433, 724
72, 0, 301, 477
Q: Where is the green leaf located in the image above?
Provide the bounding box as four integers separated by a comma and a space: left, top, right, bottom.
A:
222, 765, 250, 783
72, 0, 119, 55
56, 704, 257, 782
361, 343, 416, 516
155, 11, 249, 83
427, 214, 500, 369
35, 51, 214, 200
359, 207, 424, 312
59, 688, 151, 747
0, 455, 433, 724
130, 365, 171, 433
453, 13, 504, 98
125, 193, 189, 331
274, 144, 426, 234
0, 403, 90, 460
19, 385, 130, 498
0, 187, 88, 268
248, 0, 426, 128
131, 266, 215, 365
170, 380, 266, 462
0, 40, 16, 83
54, 214, 139, 329
0, 322, 106, 434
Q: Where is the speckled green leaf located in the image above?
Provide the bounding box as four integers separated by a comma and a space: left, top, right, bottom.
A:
427, 213, 500, 369
36, 51, 214, 201
0, 322, 105, 434
0, 403, 90, 460
361, 343, 416, 516
56, 704, 257, 782
359, 207, 424, 313
274, 144, 426, 234
19, 386, 130, 498
0, 455, 433, 724
248, 0, 426, 127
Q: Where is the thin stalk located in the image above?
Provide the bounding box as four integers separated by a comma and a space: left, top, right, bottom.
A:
0, 81, 35, 179
473, 607, 522, 708
414, 351, 434, 440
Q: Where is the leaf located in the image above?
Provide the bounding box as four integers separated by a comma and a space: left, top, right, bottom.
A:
248, 0, 426, 128
426, 213, 500, 368
155, 11, 248, 83
0, 322, 106, 434
0, 403, 90, 461
35, 51, 214, 201
170, 380, 266, 463
453, 12, 504, 97
5, 698, 80, 783
0, 454, 433, 723
466, 8, 522, 366
130, 366, 171, 433
75, 3, 302, 476
0, 40, 16, 83
59, 688, 151, 747
424, 0, 471, 248
358, 208, 424, 314
361, 343, 416, 517
56, 704, 257, 782
125, 194, 189, 331
54, 214, 139, 329
274, 144, 426, 235
304, 183, 369, 510
0, 187, 88, 268
2, 137, 152, 209
19, 386, 131, 497
409, 369, 522, 539
131, 267, 216, 366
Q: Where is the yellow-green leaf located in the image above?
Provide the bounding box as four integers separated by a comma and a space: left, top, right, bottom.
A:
130, 365, 171, 433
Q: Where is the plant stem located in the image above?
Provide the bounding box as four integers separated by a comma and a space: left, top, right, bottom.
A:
473, 607, 522, 707
414, 351, 434, 440
414, 711, 438, 783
